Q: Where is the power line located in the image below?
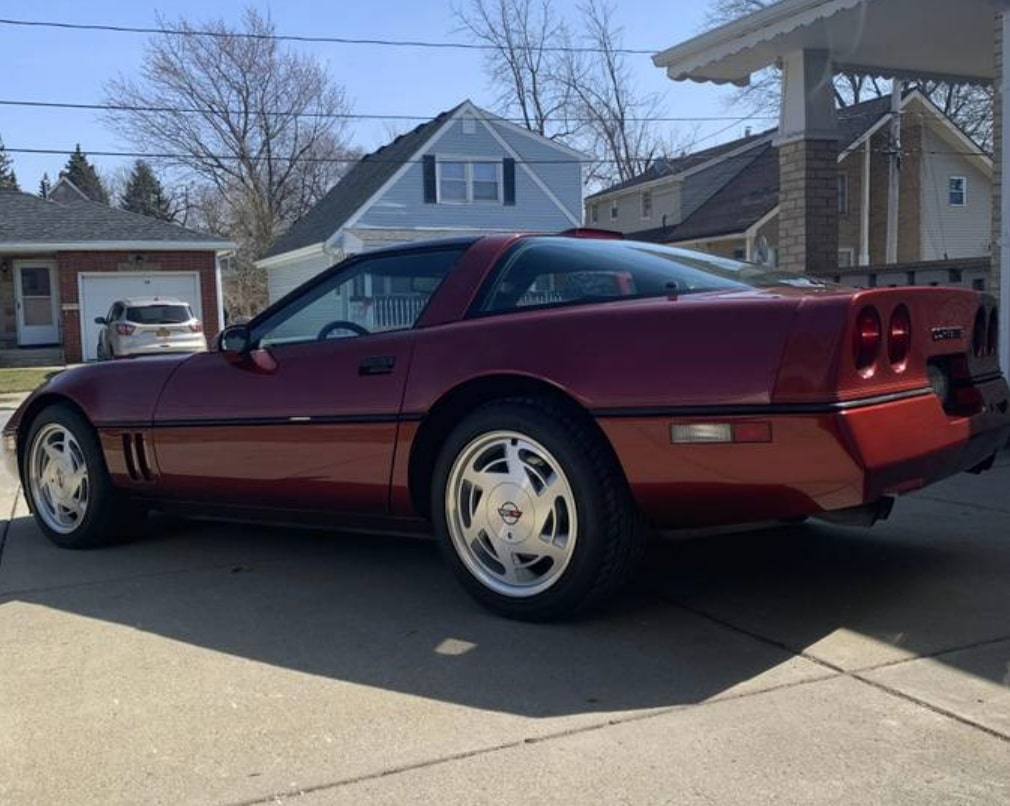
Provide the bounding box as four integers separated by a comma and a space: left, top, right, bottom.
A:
0, 17, 660, 55
0, 98, 778, 124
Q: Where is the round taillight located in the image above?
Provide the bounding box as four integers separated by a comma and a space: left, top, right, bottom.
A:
854, 306, 882, 372
888, 305, 912, 368
987, 309, 999, 357
973, 307, 986, 357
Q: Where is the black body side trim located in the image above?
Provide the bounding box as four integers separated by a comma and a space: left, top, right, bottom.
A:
590, 388, 935, 419
96, 412, 429, 430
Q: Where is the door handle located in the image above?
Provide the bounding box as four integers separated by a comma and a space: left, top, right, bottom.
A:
359, 355, 396, 376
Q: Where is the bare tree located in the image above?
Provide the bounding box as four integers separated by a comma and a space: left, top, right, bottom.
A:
454, 0, 578, 139
706, 0, 993, 151
454, 0, 672, 186
104, 8, 357, 316
561, 0, 671, 185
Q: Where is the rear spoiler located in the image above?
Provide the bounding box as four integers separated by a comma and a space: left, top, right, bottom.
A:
556, 227, 625, 240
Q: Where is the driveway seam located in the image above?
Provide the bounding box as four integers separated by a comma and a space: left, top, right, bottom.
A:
852, 633, 1010, 674
221, 673, 838, 806
666, 598, 1010, 747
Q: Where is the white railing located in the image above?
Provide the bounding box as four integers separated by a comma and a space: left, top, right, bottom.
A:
365, 295, 430, 330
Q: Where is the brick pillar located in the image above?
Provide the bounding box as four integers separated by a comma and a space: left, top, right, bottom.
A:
778, 138, 840, 274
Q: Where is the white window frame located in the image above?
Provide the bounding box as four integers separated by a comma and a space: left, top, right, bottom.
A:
590, 203, 598, 224
641, 191, 653, 220
838, 247, 856, 268
949, 175, 967, 207
436, 158, 503, 205
610, 200, 619, 221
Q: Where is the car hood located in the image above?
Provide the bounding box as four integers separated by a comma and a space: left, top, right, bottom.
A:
6, 354, 194, 435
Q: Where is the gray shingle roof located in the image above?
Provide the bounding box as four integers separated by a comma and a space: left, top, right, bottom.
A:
629, 96, 903, 244
263, 102, 468, 259
585, 131, 771, 200
591, 95, 898, 204
0, 191, 230, 246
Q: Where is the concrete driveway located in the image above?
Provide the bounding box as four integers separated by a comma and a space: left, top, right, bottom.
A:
1, 435, 1008, 804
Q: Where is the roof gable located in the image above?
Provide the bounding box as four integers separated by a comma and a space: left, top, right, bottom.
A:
264, 102, 469, 259
264, 101, 588, 260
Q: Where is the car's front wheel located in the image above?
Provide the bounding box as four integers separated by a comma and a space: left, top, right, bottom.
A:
432, 397, 644, 621
24, 403, 145, 548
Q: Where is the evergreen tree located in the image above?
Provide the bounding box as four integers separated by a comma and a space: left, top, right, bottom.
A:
120, 160, 174, 221
39, 173, 51, 198
0, 137, 19, 191
62, 144, 109, 203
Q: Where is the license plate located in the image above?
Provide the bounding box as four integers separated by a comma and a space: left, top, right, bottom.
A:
156, 328, 171, 338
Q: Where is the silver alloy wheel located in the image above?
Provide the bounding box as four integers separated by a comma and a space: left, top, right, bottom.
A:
27, 423, 90, 535
445, 430, 578, 598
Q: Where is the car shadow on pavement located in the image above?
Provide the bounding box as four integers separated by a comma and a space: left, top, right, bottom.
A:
4, 489, 1010, 719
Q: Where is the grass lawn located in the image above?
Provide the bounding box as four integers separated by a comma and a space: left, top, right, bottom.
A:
0, 368, 59, 395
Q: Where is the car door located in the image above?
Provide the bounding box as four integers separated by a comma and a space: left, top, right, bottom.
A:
151, 245, 467, 514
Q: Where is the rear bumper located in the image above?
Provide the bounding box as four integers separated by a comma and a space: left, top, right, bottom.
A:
598, 380, 1010, 529
117, 338, 208, 357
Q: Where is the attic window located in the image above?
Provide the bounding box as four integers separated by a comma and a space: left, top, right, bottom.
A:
437, 160, 502, 203
462, 115, 477, 135
949, 176, 966, 207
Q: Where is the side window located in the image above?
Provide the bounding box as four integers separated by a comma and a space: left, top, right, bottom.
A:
481, 241, 638, 313
477, 238, 749, 315
256, 247, 465, 348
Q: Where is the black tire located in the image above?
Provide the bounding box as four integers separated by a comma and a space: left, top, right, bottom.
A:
431, 397, 645, 621
22, 403, 146, 549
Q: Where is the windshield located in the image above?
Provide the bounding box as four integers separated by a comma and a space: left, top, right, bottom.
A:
126, 304, 193, 325
478, 237, 835, 314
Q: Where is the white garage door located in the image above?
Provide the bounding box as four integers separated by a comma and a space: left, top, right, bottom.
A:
79, 272, 203, 361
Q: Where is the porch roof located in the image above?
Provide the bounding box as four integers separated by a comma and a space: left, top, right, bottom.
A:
653, 0, 1003, 87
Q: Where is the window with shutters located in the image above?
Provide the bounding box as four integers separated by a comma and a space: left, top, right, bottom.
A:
436, 159, 503, 204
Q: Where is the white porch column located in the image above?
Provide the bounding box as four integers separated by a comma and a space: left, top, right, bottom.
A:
1001, 12, 1010, 373
774, 50, 840, 274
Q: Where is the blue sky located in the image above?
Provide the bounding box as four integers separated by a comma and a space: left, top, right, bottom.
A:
0, 0, 767, 194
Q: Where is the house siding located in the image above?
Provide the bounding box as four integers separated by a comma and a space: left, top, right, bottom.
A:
920, 127, 992, 261
267, 250, 340, 304
354, 116, 580, 232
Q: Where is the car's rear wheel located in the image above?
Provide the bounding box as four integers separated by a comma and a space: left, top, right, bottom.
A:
432, 397, 644, 621
24, 403, 145, 548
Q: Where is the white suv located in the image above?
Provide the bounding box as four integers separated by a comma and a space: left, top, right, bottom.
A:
95, 297, 207, 359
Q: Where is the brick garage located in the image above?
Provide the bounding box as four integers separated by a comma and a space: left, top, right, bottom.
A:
0, 187, 233, 363
58, 251, 221, 364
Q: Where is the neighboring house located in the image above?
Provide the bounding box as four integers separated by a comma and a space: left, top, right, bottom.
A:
259, 100, 588, 303
0, 186, 234, 363
587, 91, 993, 290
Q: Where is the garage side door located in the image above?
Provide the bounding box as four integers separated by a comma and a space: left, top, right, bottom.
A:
79, 273, 203, 361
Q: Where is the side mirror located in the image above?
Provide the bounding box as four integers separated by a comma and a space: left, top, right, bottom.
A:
218, 323, 251, 353
94, 317, 107, 325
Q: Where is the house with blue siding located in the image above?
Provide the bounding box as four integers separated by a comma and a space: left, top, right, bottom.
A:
259, 100, 588, 302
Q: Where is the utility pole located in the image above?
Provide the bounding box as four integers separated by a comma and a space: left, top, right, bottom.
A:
885, 80, 903, 264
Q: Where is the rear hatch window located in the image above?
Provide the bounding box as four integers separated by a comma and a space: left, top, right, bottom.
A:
126, 305, 193, 325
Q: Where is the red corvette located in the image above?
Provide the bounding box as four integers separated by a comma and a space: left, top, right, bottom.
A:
4, 233, 1010, 619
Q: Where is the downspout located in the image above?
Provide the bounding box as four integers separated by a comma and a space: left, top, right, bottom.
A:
215, 250, 230, 332
860, 138, 871, 265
